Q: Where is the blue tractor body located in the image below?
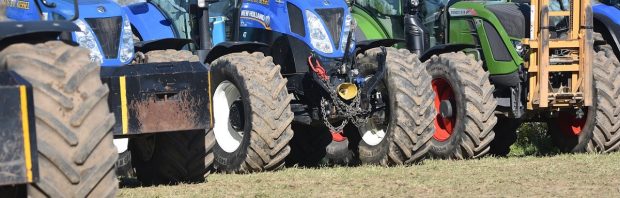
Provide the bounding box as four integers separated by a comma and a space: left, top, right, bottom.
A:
123, 2, 176, 42
31, 0, 134, 66
8, 0, 212, 136
594, 0, 620, 57
235, 0, 352, 59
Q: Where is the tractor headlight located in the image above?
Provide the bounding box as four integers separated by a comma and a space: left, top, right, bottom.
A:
306, 10, 333, 53
512, 40, 525, 57
73, 19, 103, 63
119, 16, 134, 63
341, 14, 355, 51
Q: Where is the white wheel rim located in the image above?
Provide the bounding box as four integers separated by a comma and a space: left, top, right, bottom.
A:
213, 81, 244, 153
361, 121, 386, 146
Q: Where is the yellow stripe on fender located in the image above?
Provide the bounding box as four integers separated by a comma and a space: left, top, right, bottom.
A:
19, 85, 33, 182
119, 76, 128, 134
208, 72, 213, 126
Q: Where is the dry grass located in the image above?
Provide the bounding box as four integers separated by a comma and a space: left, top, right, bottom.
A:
118, 153, 620, 197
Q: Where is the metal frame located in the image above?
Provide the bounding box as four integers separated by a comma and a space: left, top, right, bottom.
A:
524, 0, 593, 109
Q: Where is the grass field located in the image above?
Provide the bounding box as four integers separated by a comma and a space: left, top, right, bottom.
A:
118, 152, 620, 197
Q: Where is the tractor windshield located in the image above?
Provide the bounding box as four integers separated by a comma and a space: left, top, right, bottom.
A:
419, 0, 449, 45
354, 0, 402, 16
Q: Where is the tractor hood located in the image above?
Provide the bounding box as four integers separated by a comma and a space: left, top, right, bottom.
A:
52, 0, 124, 19
240, 0, 353, 58
44, 0, 134, 66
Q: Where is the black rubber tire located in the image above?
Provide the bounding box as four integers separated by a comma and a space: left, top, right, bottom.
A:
128, 49, 211, 185
425, 52, 497, 159
548, 42, 620, 153
130, 130, 208, 185
209, 52, 293, 173
115, 150, 134, 177
353, 47, 436, 165
286, 124, 355, 166
0, 41, 118, 197
489, 117, 521, 156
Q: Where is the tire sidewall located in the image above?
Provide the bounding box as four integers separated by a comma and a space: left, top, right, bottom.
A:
426, 60, 467, 157
210, 60, 253, 171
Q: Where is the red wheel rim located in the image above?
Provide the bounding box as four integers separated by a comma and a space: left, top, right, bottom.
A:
432, 78, 456, 142
557, 110, 587, 136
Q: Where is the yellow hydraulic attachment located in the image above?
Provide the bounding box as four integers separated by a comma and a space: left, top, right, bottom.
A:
523, 0, 593, 110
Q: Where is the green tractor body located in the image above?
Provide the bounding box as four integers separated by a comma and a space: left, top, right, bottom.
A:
354, 0, 522, 75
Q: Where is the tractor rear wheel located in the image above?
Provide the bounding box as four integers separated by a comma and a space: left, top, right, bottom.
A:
129, 50, 212, 185
354, 47, 436, 165
548, 43, 620, 153
0, 41, 117, 197
209, 52, 293, 173
425, 52, 497, 159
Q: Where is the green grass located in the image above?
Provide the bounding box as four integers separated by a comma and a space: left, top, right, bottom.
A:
118, 124, 616, 197
118, 153, 620, 197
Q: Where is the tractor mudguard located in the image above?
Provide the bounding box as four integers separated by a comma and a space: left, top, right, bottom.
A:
204, 41, 270, 64
0, 21, 78, 49
593, 4, 620, 55
354, 39, 404, 55
419, 43, 477, 62
134, 38, 193, 52
124, 2, 176, 42
0, 71, 38, 186
100, 61, 211, 137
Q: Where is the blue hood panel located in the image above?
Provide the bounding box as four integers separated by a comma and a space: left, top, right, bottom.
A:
240, 0, 351, 58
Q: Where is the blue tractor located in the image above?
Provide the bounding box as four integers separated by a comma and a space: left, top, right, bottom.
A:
0, 0, 119, 196
120, 0, 437, 176
16, 0, 214, 186
594, 0, 620, 58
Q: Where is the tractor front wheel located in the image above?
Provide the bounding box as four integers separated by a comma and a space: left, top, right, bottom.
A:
209, 52, 293, 173
354, 47, 436, 165
549, 43, 620, 153
0, 41, 118, 197
425, 52, 497, 159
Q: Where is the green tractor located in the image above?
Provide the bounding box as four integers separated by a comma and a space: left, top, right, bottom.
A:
352, 0, 620, 158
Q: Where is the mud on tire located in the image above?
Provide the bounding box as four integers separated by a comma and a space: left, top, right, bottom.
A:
354, 47, 436, 165
425, 52, 497, 159
128, 50, 212, 185
0, 41, 117, 197
209, 52, 293, 173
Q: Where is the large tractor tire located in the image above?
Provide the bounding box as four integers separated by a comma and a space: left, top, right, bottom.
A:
209, 52, 293, 173
353, 47, 436, 165
130, 131, 209, 185
548, 42, 620, 153
489, 117, 521, 156
425, 52, 497, 159
128, 50, 212, 185
0, 41, 117, 197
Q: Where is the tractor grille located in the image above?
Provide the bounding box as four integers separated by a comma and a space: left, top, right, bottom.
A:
315, 8, 344, 50
85, 17, 122, 59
